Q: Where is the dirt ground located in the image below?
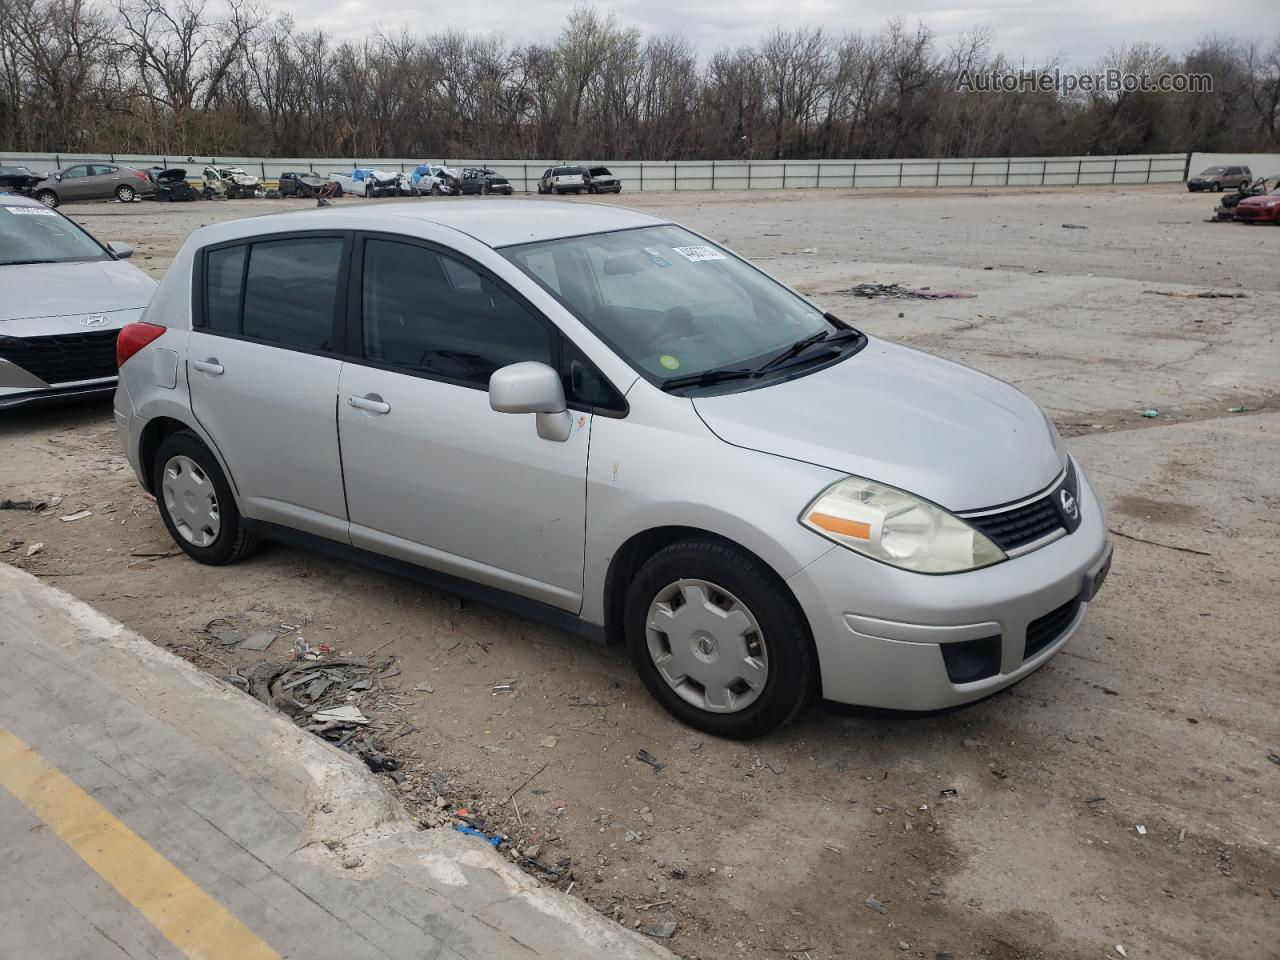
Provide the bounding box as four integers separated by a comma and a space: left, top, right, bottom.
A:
2, 184, 1277, 960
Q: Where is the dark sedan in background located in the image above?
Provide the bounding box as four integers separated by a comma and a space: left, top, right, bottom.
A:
0, 165, 46, 199
458, 168, 513, 195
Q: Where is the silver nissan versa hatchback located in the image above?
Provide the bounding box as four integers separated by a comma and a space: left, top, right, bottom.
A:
115, 201, 1112, 738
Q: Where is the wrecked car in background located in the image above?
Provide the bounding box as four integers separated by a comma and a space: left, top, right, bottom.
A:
329, 168, 415, 198
586, 166, 622, 194
0, 194, 156, 409
411, 164, 460, 195
0, 165, 47, 199
458, 168, 513, 195
32, 162, 154, 207
147, 167, 200, 202
1212, 177, 1278, 221
1232, 181, 1280, 224
202, 165, 263, 200
279, 172, 344, 199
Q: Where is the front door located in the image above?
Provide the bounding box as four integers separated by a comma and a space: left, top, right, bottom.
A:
337, 234, 590, 611
187, 232, 351, 542
57, 164, 93, 200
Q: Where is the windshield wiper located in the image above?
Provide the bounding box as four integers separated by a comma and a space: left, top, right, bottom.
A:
0, 259, 60, 266
759, 328, 862, 371
660, 367, 764, 391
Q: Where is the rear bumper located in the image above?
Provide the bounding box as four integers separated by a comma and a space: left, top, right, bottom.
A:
788, 463, 1111, 710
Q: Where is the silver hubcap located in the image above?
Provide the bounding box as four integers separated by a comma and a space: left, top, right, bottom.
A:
645, 579, 768, 714
161, 455, 220, 547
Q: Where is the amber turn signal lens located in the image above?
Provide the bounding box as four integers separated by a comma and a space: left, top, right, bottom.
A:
807, 512, 872, 540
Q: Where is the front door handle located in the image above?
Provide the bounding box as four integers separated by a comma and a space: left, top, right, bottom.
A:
192, 358, 224, 376
349, 393, 390, 415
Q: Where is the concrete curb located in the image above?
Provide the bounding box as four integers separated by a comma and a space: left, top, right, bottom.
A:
0, 563, 675, 959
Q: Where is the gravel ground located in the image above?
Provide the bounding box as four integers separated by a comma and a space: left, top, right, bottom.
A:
2, 184, 1277, 960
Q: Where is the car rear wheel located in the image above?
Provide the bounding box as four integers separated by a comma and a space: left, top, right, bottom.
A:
624, 539, 814, 739
115, 184, 136, 202
35, 189, 59, 207
153, 431, 260, 566
1212, 182, 1223, 192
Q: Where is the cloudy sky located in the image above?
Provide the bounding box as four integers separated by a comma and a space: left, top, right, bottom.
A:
277, 0, 1268, 66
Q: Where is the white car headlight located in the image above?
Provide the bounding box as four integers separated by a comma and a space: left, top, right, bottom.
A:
801, 477, 1006, 574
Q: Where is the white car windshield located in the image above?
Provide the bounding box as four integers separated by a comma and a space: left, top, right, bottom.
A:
504, 225, 850, 386
0, 204, 108, 266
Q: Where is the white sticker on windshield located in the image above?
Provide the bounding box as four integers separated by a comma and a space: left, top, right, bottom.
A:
3, 205, 56, 216
672, 244, 724, 262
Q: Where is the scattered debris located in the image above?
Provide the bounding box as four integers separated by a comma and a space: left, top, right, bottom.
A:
455, 824, 502, 847
939, 788, 958, 798
636, 749, 665, 774
640, 915, 678, 939
1086, 796, 1106, 804
864, 895, 889, 914
1115, 945, 1128, 958
25, 542, 44, 558
639, 806, 655, 826
1109, 527, 1212, 557
342, 853, 363, 869
239, 630, 278, 652
898, 941, 911, 951
492, 682, 516, 695
313, 704, 371, 725
1061, 223, 1088, 229
414, 680, 435, 693
843, 282, 975, 300
60, 510, 92, 522
1228, 405, 1246, 413
1141, 409, 1159, 418
1135, 824, 1147, 836
539, 735, 560, 749
1268, 753, 1280, 766
0, 497, 58, 511
1143, 289, 1249, 299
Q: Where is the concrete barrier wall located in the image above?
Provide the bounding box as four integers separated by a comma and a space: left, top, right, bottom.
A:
1, 151, 1189, 192
1188, 153, 1280, 178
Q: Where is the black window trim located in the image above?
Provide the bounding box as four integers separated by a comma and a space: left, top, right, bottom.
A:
346, 230, 628, 417
192, 229, 353, 360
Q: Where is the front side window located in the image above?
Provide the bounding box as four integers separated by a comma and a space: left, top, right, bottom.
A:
61, 165, 90, 179
504, 225, 841, 385
200, 236, 343, 351
0, 204, 109, 265
361, 238, 553, 387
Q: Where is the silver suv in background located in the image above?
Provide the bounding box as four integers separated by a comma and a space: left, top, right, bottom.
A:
1186, 165, 1251, 192
537, 165, 589, 194
114, 201, 1111, 738
33, 162, 155, 207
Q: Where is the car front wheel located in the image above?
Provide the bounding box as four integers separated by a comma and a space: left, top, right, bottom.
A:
35, 189, 58, 207
153, 431, 260, 566
624, 539, 815, 739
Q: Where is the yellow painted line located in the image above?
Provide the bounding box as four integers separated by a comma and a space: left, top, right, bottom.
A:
0, 725, 280, 960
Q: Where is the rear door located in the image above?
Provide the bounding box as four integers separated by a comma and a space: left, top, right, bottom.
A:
336, 233, 594, 610
187, 232, 352, 542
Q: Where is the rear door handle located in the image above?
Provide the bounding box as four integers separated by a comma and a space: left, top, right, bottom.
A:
192, 358, 223, 376
349, 394, 390, 415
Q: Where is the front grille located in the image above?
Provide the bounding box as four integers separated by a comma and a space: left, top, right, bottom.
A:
1024, 598, 1080, 661
0, 330, 119, 385
968, 495, 1064, 551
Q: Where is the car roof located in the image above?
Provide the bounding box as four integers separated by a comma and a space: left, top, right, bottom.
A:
189, 199, 669, 249
0, 193, 46, 208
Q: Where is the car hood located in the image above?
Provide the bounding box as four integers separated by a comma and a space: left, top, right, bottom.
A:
692, 337, 1064, 512
1238, 194, 1280, 207
0, 260, 157, 322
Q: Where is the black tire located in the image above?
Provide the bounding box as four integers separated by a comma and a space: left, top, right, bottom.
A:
1212, 182, 1223, 192
333, 184, 343, 198
152, 430, 260, 566
35, 189, 59, 207
624, 539, 815, 739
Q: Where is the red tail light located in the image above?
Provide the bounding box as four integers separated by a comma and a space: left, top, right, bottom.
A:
116, 322, 166, 367
135, 171, 149, 180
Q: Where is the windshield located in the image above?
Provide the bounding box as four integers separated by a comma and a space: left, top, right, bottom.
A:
1200, 167, 1226, 175
503, 225, 845, 386
0, 204, 109, 265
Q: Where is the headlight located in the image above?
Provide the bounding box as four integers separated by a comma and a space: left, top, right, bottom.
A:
800, 477, 1005, 573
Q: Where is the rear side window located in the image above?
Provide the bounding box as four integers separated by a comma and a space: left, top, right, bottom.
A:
361, 238, 553, 387
200, 235, 344, 351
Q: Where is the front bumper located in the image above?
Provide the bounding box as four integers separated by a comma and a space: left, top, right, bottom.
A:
0, 377, 117, 410
788, 463, 1111, 710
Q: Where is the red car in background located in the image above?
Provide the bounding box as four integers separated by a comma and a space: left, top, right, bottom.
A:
1234, 182, 1280, 223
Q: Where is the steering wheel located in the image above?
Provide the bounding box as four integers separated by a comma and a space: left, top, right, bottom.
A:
637, 306, 700, 354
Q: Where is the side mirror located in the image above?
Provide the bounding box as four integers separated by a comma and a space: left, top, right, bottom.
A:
107, 241, 134, 259
489, 361, 572, 442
